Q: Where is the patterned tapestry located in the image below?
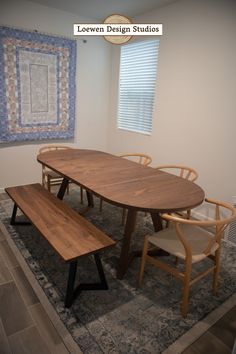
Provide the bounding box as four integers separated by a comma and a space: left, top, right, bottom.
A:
0, 26, 76, 143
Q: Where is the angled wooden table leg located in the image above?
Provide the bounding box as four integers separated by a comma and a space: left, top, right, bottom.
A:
117, 209, 137, 279
150, 212, 163, 232
122, 212, 165, 262
86, 191, 94, 207
78, 190, 94, 215
57, 178, 69, 200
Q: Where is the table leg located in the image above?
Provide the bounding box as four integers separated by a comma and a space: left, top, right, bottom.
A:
57, 176, 93, 208
150, 212, 163, 232
57, 178, 69, 200
117, 209, 137, 279
86, 191, 94, 207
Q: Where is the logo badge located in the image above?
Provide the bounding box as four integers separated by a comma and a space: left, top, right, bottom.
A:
103, 14, 132, 44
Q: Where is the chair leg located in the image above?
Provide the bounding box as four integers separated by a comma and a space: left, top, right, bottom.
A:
122, 208, 126, 225
47, 176, 51, 193
165, 213, 171, 228
212, 248, 221, 295
181, 261, 191, 318
138, 235, 149, 286
42, 172, 45, 188
80, 187, 84, 204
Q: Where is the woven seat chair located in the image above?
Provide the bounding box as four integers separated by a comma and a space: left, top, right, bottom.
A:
39, 145, 84, 203
138, 198, 236, 317
117, 153, 152, 166
156, 164, 198, 182
156, 165, 198, 220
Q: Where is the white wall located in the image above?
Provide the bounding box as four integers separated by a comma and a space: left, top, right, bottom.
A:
108, 0, 236, 203
1, 0, 236, 204
0, 0, 111, 189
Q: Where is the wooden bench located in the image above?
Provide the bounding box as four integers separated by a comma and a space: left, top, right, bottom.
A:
5, 183, 115, 308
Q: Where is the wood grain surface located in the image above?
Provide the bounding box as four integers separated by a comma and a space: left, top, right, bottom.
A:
5, 184, 115, 262
37, 149, 205, 213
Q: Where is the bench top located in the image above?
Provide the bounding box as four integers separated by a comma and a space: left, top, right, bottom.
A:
5, 183, 115, 262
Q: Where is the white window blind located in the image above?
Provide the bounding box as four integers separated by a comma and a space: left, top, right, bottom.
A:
117, 39, 159, 134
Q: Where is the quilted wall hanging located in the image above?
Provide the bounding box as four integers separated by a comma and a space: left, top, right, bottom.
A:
0, 26, 76, 143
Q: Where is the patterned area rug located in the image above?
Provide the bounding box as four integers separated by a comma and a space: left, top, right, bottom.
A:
0, 189, 236, 354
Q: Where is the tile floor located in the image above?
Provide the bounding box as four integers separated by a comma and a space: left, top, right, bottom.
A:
183, 306, 236, 354
0, 226, 70, 353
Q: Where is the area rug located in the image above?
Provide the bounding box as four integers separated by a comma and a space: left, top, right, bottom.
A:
0, 189, 236, 354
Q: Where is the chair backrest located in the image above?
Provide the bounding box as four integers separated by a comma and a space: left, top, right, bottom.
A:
39, 145, 73, 155
156, 164, 198, 182
39, 145, 73, 173
118, 153, 152, 166
161, 198, 236, 259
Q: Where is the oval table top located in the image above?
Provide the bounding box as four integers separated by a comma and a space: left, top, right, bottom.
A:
37, 149, 205, 213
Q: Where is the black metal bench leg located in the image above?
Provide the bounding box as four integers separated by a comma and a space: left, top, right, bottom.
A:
10, 203, 18, 225
10, 203, 31, 226
65, 260, 78, 308
94, 254, 108, 289
64, 255, 108, 308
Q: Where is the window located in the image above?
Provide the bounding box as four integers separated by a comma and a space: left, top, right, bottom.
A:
117, 39, 159, 135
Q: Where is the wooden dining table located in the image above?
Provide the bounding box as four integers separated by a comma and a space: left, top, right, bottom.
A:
37, 149, 205, 279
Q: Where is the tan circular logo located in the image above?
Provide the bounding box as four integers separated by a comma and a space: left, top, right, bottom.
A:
103, 14, 132, 44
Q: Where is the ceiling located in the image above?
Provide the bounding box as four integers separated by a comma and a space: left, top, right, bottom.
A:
28, 0, 179, 21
